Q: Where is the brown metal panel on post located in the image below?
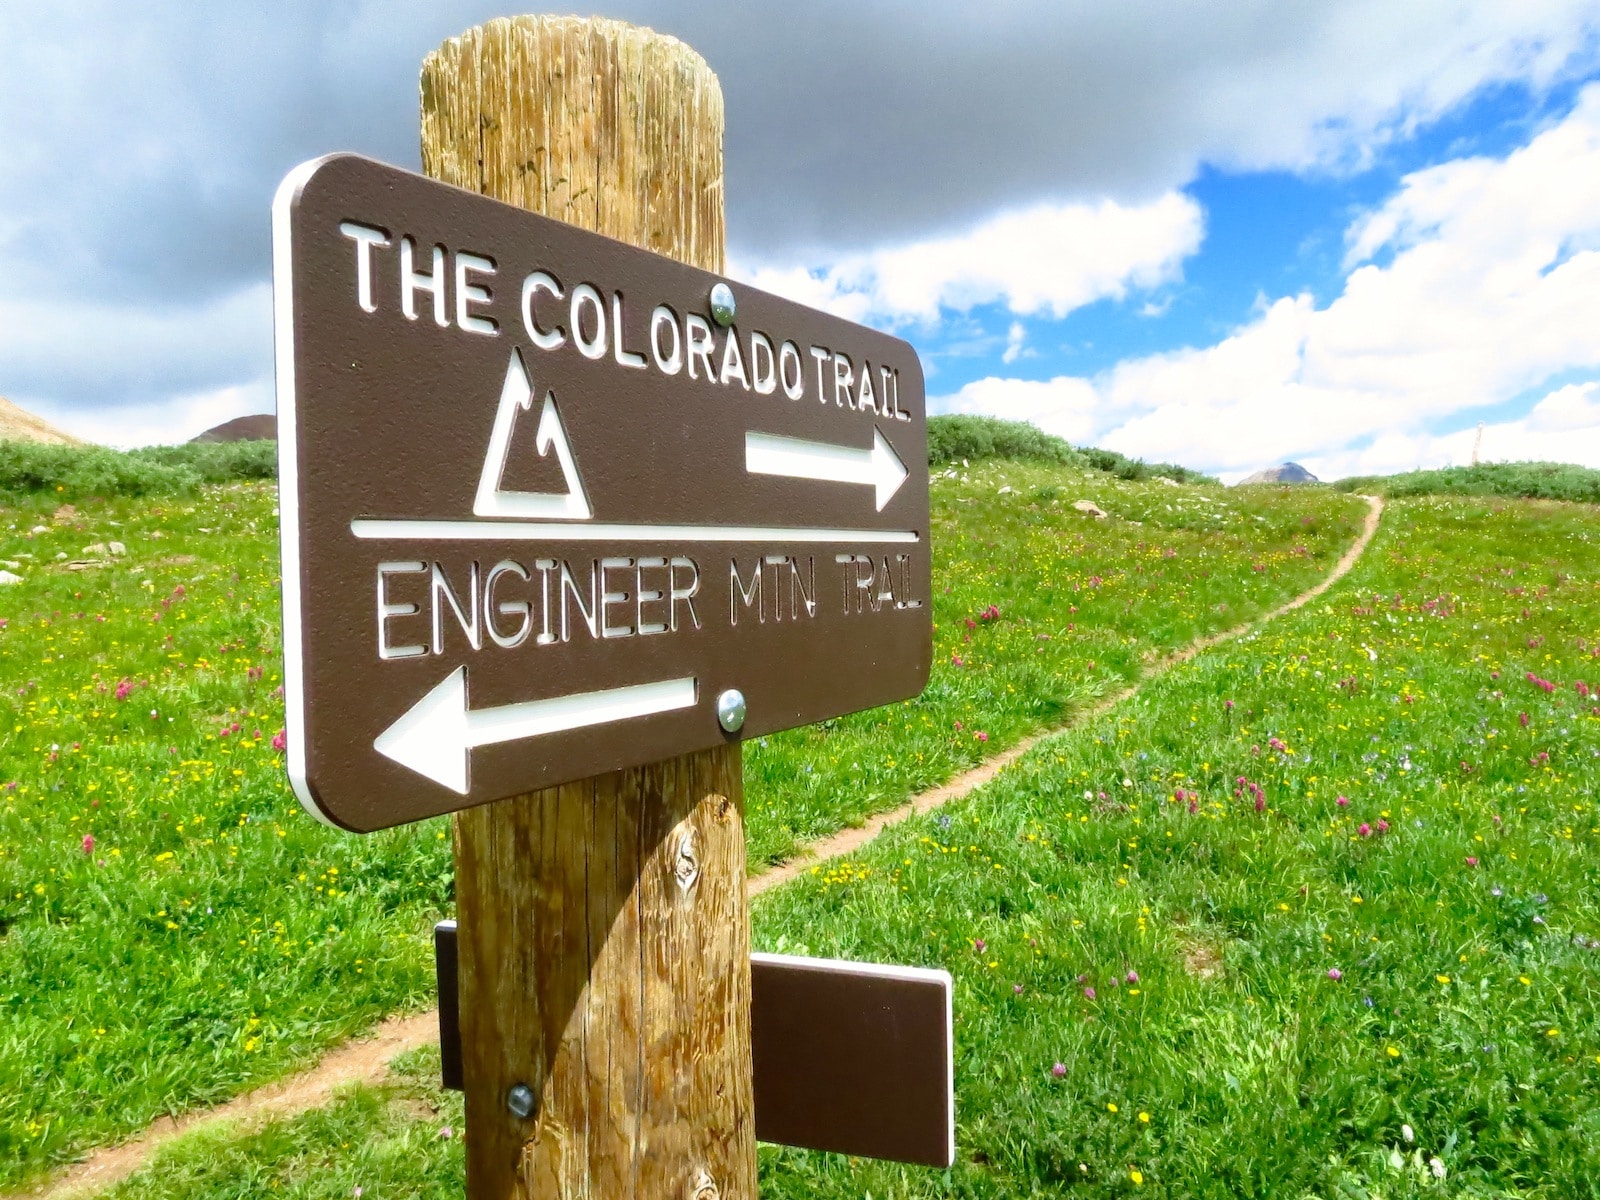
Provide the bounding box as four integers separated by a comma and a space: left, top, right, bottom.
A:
421, 17, 754, 1198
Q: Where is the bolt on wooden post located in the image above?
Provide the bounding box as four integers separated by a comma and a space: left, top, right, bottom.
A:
419, 17, 754, 1197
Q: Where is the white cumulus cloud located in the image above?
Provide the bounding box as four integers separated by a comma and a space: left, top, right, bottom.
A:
940, 83, 1600, 481
734, 193, 1203, 327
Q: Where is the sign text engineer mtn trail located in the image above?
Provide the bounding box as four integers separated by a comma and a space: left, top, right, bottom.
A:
274, 154, 931, 831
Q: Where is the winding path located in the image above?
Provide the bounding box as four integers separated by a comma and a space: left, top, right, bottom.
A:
12, 495, 1384, 1200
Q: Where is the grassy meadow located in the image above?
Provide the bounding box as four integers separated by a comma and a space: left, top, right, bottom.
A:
89, 492, 1600, 1199
0, 448, 1363, 1186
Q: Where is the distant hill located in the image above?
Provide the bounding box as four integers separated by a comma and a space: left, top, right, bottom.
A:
0, 396, 83, 446
1240, 462, 1318, 485
192, 413, 276, 443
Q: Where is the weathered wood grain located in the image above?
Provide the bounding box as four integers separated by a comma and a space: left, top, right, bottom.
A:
422, 17, 750, 1199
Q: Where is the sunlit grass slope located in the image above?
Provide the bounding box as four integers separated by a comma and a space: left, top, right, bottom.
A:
752, 495, 1600, 1197
0, 468, 1363, 1184
80, 494, 1600, 1198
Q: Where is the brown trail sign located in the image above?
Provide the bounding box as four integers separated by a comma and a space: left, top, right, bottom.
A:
273, 15, 949, 1196
275, 149, 930, 833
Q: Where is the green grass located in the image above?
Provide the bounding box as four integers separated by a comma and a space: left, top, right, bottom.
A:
751, 494, 1600, 1196
88, 493, 1600, 1197
0, 463, 1362, 1186
1336, 459, 1600, 503
99, 1047, 465, 1200
745, 460, 1363, 863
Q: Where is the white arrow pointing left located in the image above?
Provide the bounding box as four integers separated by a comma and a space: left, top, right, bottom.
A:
745, 427, 909, 511
374, 669, 697, 794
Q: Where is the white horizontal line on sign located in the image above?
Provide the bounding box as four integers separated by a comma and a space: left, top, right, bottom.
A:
350, 519, 919, 544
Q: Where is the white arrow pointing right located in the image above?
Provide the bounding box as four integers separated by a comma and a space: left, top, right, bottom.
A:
374, 668, 697, 794
745, 427, 909, 511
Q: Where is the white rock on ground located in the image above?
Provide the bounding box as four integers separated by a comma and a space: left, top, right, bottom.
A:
1073, 500, 1109, 518
0, 570, 22, 585
109, 541, 127, 556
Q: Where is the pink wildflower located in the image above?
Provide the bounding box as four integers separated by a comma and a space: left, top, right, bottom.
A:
1327, 968, 1343, 981
1336, 795, 1350, 808
271, 729, 287, 752
81, 833, 95, 855
1359, 823, 1373, 837
1465, 856, 1479, 867
1052, 1062, 1067, 1078
114, 679, 133, 701
1083, 986, 1097, 1000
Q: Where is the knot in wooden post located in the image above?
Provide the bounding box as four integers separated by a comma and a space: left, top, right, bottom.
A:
688, 1167, 720, 1200
673, 824, 701, 893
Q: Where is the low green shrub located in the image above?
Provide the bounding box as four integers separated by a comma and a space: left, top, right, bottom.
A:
0, 439, 277, 499
133, 440, 278, 483
927, 414, 1082, 467
1078, 445, 1218, 485
1336, 460, 1600, 502
927, 415, 1217, 484
0, 441, 200, 498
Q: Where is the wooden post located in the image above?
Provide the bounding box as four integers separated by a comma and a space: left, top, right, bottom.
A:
421, 18, 754, 1198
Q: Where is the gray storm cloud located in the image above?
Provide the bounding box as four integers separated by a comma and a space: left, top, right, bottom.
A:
0, 0, 1596, 423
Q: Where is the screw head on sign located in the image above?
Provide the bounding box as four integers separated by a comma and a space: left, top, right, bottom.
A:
709, 282, 736, 327
716, 689, 746, 733
506, 1082, 535, 1119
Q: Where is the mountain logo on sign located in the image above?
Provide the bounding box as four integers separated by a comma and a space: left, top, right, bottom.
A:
473, 348, 592, 520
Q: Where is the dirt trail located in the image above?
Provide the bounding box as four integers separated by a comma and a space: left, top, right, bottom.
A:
12, 495, 1383, 1200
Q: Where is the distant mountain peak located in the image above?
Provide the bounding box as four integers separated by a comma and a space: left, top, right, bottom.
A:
192, 414, 276, 443
1240, 461, 1318, 485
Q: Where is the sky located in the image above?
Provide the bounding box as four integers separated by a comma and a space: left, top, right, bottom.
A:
3, 2, 1600, 482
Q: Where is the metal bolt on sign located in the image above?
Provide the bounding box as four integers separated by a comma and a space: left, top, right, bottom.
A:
716, 688, 746, 732
709, 281, 736, 327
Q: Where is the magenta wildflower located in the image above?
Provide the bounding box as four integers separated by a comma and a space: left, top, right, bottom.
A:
271, 729, 287, 752
1083, 986, 1097, 1000
81, 833, 95, 855
1376, 819, 1389, 834
1359, 823, 1373, 837
975, 731, 989, 742
1336, 795, 1350, 808
1125, 970, 1139, 984
1465, 856, 1479, 867
1327, 968, 1343, 981
1052, 1062, 1067, 1078
1013, 983, 1025, 995
974, 938, 987, 953
114, 679, 133, 701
